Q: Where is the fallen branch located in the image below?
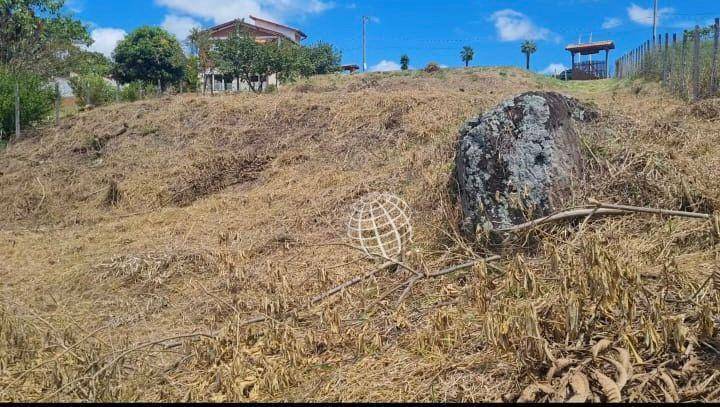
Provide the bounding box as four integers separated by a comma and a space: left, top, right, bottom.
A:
311, 261, 395, 304
427, 255, 502, 278
494, 202, 712, 234
592, 201, 712, 220
395, 255, 502, 307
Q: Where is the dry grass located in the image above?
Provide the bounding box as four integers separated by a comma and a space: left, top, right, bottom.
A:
1, 68, 719, 402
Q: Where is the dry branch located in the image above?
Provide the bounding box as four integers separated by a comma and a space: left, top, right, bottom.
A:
494, 202, 712, 234
311, 261, 395, 304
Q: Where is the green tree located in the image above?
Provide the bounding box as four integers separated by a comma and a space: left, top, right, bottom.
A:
0, 0, 90, 138
400, 54, 410, 70
187, 27, 214, 94
461, 46, 474, 67
306, 42, 342, 75
113, 26, 186, 91
521, 40, 537, 70
183, 55, 200, 92
62, 50, 113, 76
1, 0, 91, 75
0, 67, 55, 136
213, 25, 262, 92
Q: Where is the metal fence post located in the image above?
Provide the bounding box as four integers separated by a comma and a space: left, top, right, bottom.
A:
692, 25, 701, 100
712, 17, 720, 95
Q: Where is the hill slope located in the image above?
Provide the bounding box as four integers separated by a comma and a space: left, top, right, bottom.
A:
2, 68, 720, 402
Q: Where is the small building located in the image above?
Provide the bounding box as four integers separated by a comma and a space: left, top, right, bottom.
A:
342, 64, 360, 74
565, 40, 615, 80
202, 15, 307, 92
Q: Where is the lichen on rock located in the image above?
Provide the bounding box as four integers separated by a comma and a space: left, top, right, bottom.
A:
453, 91, 595, 237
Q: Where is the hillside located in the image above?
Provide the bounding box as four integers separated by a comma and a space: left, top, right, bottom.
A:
2, 68, 720, 402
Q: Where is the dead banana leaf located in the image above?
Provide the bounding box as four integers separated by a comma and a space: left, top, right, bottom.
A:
546, 358, 576, 380
594, 369, 622, 402
567, 372, 591, 403
592, 338, 613, 359
604, 356, 629, 390
518, 383, 555, 403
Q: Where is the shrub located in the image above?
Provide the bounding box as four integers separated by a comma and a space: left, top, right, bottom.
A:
118, 81, 143, 102
264, 84, 278, 93
69, 74, 117, 107
424, 62, 441, 73
0, 68, 55, 137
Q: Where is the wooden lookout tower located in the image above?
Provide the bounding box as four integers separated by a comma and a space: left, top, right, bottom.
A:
565, 40, 615, 80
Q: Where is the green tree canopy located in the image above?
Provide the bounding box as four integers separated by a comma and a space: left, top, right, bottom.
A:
213, 25, 265, 92
521, 40, 537, 70
461, 46, 474, 67
0, 0, 91, 76
113, 26, 186, 89
400, 54, 410, 70
306, 42, 341, 75
62, 49, 113, 76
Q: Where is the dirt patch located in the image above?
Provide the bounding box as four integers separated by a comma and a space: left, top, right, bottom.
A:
169, 154, 272, 206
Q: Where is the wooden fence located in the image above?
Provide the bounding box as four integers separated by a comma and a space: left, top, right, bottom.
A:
615, 18, 720, 101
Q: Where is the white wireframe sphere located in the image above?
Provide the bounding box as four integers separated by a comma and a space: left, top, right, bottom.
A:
347, 192, 413, 261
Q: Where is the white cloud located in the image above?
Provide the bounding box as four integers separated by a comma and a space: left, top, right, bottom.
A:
540, 63, 568, 75
490, 9, 557, 42
161, 14, 202, 41
154, 0, 334, 25
88, 28, 127, 58
627, 3, 674, 27
602, 17, 622, 29
370, 60, 401, 72
64, 0, 85, 13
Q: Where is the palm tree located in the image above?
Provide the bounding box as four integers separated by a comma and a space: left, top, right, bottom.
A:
187, 27, 214, 94
400, 54, 410, 70
521, 40, 537, 70
460, 46, 474, 67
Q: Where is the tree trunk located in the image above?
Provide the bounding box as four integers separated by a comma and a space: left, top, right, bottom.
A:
525, 53, 530, 70
465, 60, 469, 67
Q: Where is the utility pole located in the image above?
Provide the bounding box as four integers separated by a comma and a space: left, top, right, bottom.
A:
362, 16, 369, 72
652, 0, 658, 39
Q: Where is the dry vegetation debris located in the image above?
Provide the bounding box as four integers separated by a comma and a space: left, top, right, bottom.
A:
1, 70, 720, 402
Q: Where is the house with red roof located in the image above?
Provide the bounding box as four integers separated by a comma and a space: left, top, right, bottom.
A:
202, 16, 307, 92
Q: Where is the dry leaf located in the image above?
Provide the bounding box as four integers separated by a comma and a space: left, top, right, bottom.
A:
567, 372, 591, 403
546, 357, 576, 380
518, 383, 554, 403
594, 370, 622, 402
592, 338, 613, 359
604, 356, 629, 390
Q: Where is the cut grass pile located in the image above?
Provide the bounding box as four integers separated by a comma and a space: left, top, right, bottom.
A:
1, 67, 719, 402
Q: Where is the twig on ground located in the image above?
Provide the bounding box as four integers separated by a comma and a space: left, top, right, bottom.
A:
311, 261, 395, 304
396, 275, 422, 307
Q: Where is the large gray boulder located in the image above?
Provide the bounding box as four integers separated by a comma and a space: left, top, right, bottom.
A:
454, 91, 595, 237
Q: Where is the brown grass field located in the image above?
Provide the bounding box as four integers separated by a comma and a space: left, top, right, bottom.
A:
1, 67, 720, 402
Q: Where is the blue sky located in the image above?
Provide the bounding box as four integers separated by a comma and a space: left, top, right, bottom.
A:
68, 0, 719, 75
